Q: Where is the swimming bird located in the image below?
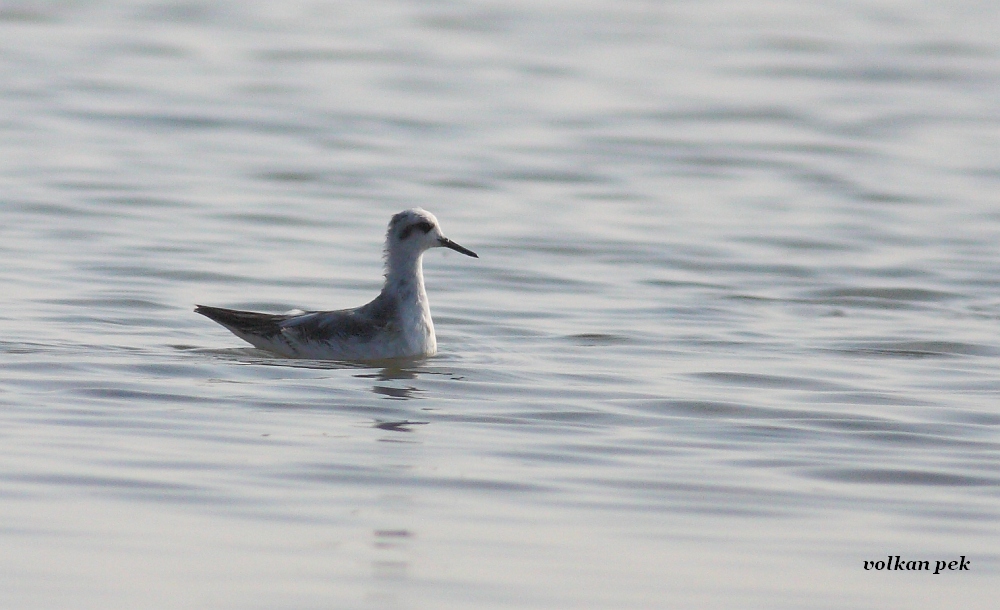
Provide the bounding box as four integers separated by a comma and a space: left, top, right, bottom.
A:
195, 208, 478, 360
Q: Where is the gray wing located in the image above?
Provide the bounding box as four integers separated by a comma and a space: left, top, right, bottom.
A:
196, 294, 399, 357
278, 293, 400, 345
194, 305, 292, 338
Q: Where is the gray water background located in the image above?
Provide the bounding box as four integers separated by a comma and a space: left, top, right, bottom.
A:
1, 1, 998, 608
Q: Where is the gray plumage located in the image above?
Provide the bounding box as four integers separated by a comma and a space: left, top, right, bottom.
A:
195, 209, 477, 360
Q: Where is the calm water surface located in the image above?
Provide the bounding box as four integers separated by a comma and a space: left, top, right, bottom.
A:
1, 1, 999, 608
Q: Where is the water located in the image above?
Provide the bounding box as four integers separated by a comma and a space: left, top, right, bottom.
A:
1, 1, 998, 608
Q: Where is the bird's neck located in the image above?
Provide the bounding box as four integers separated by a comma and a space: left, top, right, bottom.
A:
383, 251, 436, 355
383, 252, 428, 306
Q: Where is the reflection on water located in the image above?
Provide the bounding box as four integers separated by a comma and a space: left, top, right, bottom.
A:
373, 420, 428, 432
1, 0, 1000, 608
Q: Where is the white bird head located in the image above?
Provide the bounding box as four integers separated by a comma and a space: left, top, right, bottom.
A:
385, 208, 478, 263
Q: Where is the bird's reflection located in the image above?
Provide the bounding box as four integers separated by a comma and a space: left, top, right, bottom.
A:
357, 362, 435, 401
353, 360, 423, 381
373, 420, 428, 432
372, 385, 419, 399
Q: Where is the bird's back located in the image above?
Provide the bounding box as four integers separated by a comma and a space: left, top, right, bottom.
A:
194, 293, 421, 359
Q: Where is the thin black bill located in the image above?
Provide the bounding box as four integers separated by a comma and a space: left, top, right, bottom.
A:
439, 237, 478, 258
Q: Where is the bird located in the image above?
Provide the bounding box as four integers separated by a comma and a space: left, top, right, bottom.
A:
195, 208, 478, 360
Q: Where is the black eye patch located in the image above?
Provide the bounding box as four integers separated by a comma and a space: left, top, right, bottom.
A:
399, 220, 434, 240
